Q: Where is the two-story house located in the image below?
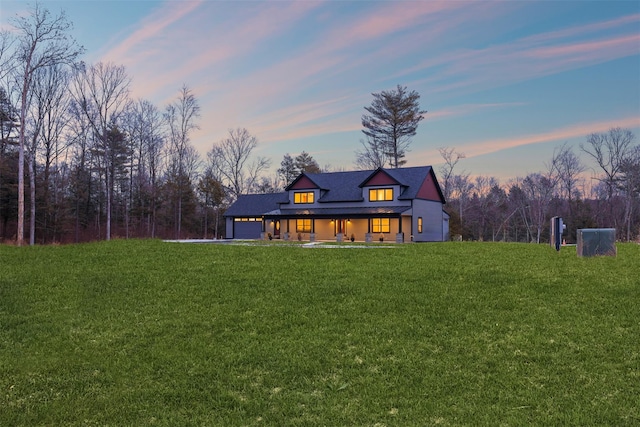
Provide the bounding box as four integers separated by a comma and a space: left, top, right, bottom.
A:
224, 166, 449, 242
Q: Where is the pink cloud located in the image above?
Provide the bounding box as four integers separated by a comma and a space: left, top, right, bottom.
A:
401, 12, 640, 96
449, 116, 640, 159
101, 0, 203, 64
426, 103, 527, 121
338, 1, 458, 44
108, 1, 325, 105
524, 13, 640, 44
527, 34, 640, 60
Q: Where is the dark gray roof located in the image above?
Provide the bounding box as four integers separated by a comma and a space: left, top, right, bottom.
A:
384, 166, 436, 199
276, 206, 411, 217
304, 170, 371, 202
305, 166, 436, 202
223, 192, 288, 217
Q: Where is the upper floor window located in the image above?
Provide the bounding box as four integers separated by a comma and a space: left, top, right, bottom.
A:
294, 191, 314, 204
369, 188, 393, 202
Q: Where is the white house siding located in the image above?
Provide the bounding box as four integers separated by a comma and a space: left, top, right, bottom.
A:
412, 199, 445, 242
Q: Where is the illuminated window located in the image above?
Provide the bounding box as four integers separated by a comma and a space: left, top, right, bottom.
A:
418, 217, 423, 233
294, 192, 314, 204
369, 188, 393, 201
296, 219, 312, 233
372, 218, 390, 233
234, 217, 262, 222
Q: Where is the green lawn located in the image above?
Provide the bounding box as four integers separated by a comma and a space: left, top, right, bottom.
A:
1, 240, 638, 426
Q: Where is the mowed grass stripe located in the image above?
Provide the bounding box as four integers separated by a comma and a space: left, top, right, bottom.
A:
1, 240, 638, 426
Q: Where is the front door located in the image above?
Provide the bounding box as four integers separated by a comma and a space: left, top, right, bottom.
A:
274, 220, 280, 238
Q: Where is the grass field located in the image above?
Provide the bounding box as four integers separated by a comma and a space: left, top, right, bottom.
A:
1, 240, 638, 426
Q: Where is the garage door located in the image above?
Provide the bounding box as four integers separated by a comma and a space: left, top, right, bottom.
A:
234, 221, 263, 239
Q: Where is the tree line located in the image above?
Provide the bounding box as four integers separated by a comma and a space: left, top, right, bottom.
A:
439, 127, 640, 243
1, 3, 638, 245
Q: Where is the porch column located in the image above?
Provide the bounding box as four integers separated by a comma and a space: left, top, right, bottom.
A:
396, 215, 404, 243
365, 218, 372, 243
310, 218, 316, 242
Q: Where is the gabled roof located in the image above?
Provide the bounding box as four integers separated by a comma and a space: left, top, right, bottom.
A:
304, 165, 444, 203
298, 170, 372, 202
223, 192, 289, 217
384, 166, 444, 201
285, 173, 319, 190
359, 168, 400, 187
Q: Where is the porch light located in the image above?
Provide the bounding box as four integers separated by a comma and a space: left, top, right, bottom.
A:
347, 219, 351, 223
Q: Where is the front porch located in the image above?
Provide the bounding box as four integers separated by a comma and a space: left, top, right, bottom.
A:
261, 216, 412, 243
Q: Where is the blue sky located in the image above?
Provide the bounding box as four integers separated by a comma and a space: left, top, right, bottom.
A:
2, 0, 639, 182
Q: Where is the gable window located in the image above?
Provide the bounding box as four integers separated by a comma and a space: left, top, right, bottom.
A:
369, 188, 393, 202
372, 218, 390, 233
294, 191, 314, 204
418, 217, 423, 233
296, 219, 312, 233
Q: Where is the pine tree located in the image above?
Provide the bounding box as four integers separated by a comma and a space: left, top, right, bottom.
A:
361, 85, 426, 168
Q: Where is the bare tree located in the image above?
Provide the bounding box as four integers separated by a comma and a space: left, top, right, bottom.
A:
25, 64, 72, 244
552, 142, 585, 203
438, 147, 465, 201
521, 172, 558, 243
354, 135, 388, 170
165, 85, 200, 239
9, 2, 83, 245
66, 96, 94, 242
451, 172, 473, 222
0, 30, 14, 82
361, 84, 427, 168
124, 98, 165, 237
581, 128, 635, 228
619, 146, 640, 241
71, 62, 131, 240
208, 128, 270, 199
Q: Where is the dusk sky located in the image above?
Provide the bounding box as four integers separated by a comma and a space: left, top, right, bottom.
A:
2, 0, 639, 183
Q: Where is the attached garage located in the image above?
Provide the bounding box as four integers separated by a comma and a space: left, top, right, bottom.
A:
224, 193, 289, 239
231, 218, 263, 239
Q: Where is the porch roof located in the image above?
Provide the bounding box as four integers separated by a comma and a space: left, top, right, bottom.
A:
265, 206, 411, 218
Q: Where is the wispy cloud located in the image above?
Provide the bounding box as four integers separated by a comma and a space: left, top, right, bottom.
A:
426, 103, 527, 121
403, 12, 640, 96
101, 0, 203, 64
418, 116, 640, 162
524, 13, 640, 44
68, 1, 639, 171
